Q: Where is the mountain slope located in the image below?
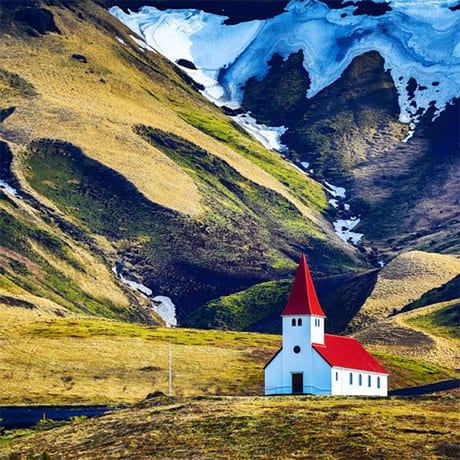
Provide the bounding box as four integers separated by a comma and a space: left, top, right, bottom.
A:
113, 0, 459, 261
244, 50, 460, 257
0, 0, 364, 325
348, 251, 460, 331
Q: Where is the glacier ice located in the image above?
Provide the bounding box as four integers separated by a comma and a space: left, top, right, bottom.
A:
110, 0, 460, 128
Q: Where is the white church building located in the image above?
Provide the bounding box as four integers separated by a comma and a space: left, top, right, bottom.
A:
265, 254, 388, 396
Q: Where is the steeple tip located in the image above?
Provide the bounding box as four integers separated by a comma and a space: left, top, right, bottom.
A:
281, 253, 326, 317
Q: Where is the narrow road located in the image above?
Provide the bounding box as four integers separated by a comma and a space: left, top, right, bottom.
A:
389, 378, 459, 396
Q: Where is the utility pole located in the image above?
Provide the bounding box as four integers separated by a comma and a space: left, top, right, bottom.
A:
168, 342, 172, 397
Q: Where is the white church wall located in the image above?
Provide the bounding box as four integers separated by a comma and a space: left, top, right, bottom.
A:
310, 315, 324, 345
331, 368, 388, 396
264, 351, 284, 395
282, 316, 310, 350
308, 350, 331, 394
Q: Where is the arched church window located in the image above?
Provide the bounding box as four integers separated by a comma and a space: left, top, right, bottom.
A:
359, 374, 362, 386
349, 373, 353, 385
298, 318, 302, 326
335, 372, 338, 381
368, 375, 371, 387
377, 376, 381, 389
292, 318, 296, 327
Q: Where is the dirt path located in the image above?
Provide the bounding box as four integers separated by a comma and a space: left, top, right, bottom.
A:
393, 305, 459, 369
355, 302, 459, 369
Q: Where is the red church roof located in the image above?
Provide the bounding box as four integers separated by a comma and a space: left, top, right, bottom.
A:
281, 254, 326, 317
313, 334, 388, 374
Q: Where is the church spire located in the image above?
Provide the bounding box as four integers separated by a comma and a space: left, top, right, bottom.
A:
281, 253, 326, 317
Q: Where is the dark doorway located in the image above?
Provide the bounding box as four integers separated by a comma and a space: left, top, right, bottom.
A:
292, 373, 303, 394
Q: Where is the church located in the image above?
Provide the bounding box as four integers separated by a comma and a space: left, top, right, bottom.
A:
264, 254, 388, 396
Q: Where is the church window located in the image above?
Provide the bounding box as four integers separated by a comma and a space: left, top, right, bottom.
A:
377, 376, 381, 389
368, 375, 371, 387
349, 373, 353, 384
293, 345, 301, 354
335, 372, 338, 381
298, 318, 302, 326
292, 318, 296, 327
359, 374, 362, 386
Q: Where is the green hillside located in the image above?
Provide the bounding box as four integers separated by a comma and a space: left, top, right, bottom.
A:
0, 0, 366, 326
406, 301, 460, 341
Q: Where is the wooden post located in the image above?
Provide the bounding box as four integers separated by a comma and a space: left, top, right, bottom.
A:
168, 342, 172, 397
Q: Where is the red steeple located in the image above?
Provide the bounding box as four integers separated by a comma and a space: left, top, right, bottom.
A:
281, 254, 326, 317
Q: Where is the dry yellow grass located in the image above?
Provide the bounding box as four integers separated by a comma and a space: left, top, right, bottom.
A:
28, 240, 129, 308
0, 312, 278, 405
1, 16, 203, 216
0, 295, 71, 317
1, 396, 459, 459
350, 250, 460, 328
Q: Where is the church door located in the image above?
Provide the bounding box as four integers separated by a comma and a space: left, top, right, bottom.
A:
292, 373, 303, 394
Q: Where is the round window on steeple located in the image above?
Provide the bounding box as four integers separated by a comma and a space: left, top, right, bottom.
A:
293, 346, 301, 354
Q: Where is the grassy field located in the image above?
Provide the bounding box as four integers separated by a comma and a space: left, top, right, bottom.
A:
0, 309, 457, 406
0, 395, 458, 459
0, 309, 279, 405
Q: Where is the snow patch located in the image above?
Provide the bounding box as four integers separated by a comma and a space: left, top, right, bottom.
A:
329, 198, 339, 208
152, 296, 177, 328
232, 113, 287, 151
0, 180, 21, 199
112, 265, 153, 297
112, 264, 177, 327
333, 218, 363, 245
324, 181, 346, 199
